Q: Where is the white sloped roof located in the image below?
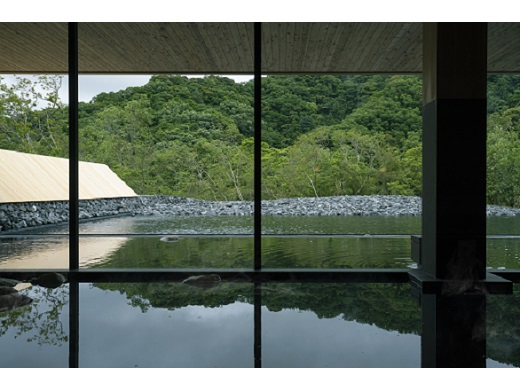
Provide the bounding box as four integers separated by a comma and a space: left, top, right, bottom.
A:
0, 149, 137, 202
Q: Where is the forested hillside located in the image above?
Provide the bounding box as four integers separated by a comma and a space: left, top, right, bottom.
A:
1, 74, 520, 206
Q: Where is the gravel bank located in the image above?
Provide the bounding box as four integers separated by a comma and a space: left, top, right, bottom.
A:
136, 195, 423, 217
1, 195, 520, 233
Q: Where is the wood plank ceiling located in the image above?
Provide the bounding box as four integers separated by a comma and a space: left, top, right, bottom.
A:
0, 22, 519, 74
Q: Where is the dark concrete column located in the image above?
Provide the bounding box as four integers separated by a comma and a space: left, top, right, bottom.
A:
422, 23, 488, 281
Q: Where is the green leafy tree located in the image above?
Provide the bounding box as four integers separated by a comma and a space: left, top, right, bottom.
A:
487, 111, 520, 207
0, 75, 68, 156
7, 73, 520, 203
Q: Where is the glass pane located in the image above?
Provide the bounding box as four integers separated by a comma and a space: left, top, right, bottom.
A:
487, 285, 520, 367
486, 74, 520, 270
79, 282, 254, 367
0, 235, 68, 269
261, 283, 421, 367
0, 23, 69, 269
262, 236, 412, 268
0, 280, 69, 368
261, 74, 422, 269
80, 236, 252, 269
261, 25, 423, 270
77, 24, 254, 269
487, 238, 520, 269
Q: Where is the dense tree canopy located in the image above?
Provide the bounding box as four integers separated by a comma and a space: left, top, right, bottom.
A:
1, 73, 520, 205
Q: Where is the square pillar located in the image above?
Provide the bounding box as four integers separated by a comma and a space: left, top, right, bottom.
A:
422, 23, 488, 280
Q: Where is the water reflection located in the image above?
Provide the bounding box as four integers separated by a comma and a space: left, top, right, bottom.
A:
5, 233, 520, 270
81, 282, 422, 367
79, 236, 413, 269
0, 279, 520, 367
2, 215, 520, 270
0, 289, 32, 312
487, 286, 520, 367
0, 284, 69, 368
79, 283, 254, 368
0, 235, 129, 269
260, 283, 421, 367
262, 307, 420, 367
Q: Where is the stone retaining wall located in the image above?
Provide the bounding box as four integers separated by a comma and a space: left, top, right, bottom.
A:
0, 197, 151, 232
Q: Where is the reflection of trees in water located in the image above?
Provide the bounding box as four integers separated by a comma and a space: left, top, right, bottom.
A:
487, 290, 520, 367
0, 285, 68, 347
3, 280, 519, 367
95, 282, 421, 334
94, 236, 411, 270
95, 281, 520, 367
97, 281, 250, 313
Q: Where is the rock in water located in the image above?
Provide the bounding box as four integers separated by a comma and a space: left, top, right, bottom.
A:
0, 292, 33, 312
0, 286, 18, 296
31, 273, 66, 288
182, 274, 221, 289
0, 277, 20, 288
160, 235, 180, 242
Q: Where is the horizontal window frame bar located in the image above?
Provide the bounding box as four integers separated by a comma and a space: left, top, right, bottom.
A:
1, 268, 410, 283
2, 269, 520, 284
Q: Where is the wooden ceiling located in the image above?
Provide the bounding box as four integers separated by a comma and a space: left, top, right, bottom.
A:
0, 22, 519, 74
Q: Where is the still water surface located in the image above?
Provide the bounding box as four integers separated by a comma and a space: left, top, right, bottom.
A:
1, 281, 519, 367
1, 215, 520, 269
2, 213, 520, 367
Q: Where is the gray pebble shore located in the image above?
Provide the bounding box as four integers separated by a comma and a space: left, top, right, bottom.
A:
138, 195, 424, 217
1, 195, 520, 233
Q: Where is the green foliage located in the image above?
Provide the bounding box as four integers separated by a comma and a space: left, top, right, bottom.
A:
340, 75, 422, 149
3, 73, 520, 205
261, 74, 383, 147
0, 285, 68, 347
0, 75, 68, 156
487, 110, 520, 207
486, 74, 520, 207
487, 74, 520, 115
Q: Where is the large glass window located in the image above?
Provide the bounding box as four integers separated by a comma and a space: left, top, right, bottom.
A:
76, 23, 255, 270
79, 282, 254, 367
260, 73, 422, 269
2, 22, 520, 369
486, 74, 520, 271
261, 283, 421, 367
0, 74, 69, 269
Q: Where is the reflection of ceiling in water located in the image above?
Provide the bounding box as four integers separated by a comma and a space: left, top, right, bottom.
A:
0, 236, 128, 269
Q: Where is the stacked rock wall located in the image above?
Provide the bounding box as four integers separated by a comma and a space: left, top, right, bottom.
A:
0, 197, 145, 232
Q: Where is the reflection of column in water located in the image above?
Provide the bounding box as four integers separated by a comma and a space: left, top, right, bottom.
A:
421, 292, 486, 368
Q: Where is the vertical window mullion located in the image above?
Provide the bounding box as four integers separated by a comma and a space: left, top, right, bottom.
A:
68, 22, 79, 271
254, 22, 262, 271
68, 21, 80, 369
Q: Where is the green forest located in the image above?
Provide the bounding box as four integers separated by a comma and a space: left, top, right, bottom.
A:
1, 73, 520, 206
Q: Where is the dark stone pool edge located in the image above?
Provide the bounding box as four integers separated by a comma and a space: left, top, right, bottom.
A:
1, 195, 520, 233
